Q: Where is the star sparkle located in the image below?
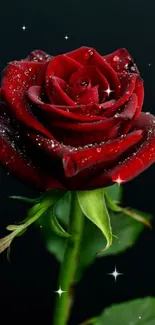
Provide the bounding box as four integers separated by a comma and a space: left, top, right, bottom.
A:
113, 175, 124, 185
22, 25, 26, 31
108, 266, 123, 281
64, 35, 69, 40
104, 87, 114, 96
54, 286, 66, 297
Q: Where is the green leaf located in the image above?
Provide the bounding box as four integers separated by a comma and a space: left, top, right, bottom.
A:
75, 208, 151, 281
95, 297, 155, 325
51, 214, 71, 238
77, 189, 112, 251
0, 203, 48, 255
38, 187, 152, 283
105, 184, 122, 202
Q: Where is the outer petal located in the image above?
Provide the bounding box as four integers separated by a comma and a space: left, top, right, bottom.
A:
63, 130, 143, 177
1, 61, 53, 139
0, 118, 64, 191
25, 49, 52, 62
28, 87, 106, 122
103, 48, 139, 74
103, 73, 138, 118
87, 112, 155, 189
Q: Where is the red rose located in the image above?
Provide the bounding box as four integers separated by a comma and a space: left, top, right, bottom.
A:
0, 47, 155, 190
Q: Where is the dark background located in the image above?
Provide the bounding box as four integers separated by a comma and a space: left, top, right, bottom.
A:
0, 0, 155, 324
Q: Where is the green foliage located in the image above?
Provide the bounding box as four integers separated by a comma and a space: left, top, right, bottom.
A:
77, 189, 112, 252
94, 297, 155, 325
38, 185, 151, 282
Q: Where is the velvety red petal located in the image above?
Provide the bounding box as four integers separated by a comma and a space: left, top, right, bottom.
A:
76, 85, 99, 104
103, 73, 137, 118
46, 77, 75, 105
2, 61, 52, 139
46, 55, 82, 82
69, 65, 109, 102
120, 93, 137, 119
25, 49, 52, 62
0, 120, 64, 190
63, 130, 143, 177
66, 47, 120, 97
103, 48, 139, 74
28, 88, 106, 122
51, 115, 125, 132
87, 112, 155, 188
133, 77, 144, 118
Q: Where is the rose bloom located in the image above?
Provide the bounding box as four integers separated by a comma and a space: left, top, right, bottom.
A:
0, 47, 155, 190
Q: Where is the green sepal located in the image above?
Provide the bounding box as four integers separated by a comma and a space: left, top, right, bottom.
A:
51, 214, 71, 238
104, 187, 151, 228
9, 195, 40, 204
104, 190, 122, 212
77, 189, 112, 252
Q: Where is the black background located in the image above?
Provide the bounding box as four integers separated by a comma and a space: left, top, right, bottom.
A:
0, 0, 155, 324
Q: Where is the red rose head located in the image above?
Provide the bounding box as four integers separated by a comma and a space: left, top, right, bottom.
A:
0, 47, 155, 190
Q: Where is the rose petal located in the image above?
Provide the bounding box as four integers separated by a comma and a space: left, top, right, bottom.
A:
0, 118, 64, 190
25, 49, 52, 62
63, 130, 143, 177
66, 47, 120, 97
2, 61, 53, 139
103, 73, 138, 117
133, 76, 144, 118
87, 112, 155, 188
76, 85, 99, 105
69, 65, 109, 102
46, 76, 75, 105
120, 93, 138, 119
28, 88, 106, 122
46, 54, 82, 82
103, 48, 139, 74
51, 116, 124, 132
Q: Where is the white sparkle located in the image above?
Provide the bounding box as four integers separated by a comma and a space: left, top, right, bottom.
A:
64, 35, 69, 40
54, 286, 66, 297
148, 63, 151, 66
108, 266, 123, 281
139, 316, 142, 320
104, 87, 114, 96
22, 25, 26, 31
113, 175, 124, 186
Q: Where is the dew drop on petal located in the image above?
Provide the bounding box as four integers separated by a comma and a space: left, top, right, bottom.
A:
96, 147, 102, 153
113, 55, 120, 62
84, 49, 94, 60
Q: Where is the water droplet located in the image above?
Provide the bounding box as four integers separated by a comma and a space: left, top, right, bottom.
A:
114, 113, 120, 118
113, 55, 120, 62
84, 49, 94, 60
80, 81, 88, 87
96, 147, 101, 153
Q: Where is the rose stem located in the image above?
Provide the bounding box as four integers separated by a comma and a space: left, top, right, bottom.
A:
53, 191, 84, 325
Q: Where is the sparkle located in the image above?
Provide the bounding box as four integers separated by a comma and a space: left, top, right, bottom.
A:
104, 87, 114, 96
113, 175, 124, 185
139, 316, 142, 320
148, 63, 151, 66
64, 35, 69, 40
22, 25, 26, 31
54, 286, 66, 297
108, 266, 123, 281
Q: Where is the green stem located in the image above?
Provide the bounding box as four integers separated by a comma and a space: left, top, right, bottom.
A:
53, 191, 84, 325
